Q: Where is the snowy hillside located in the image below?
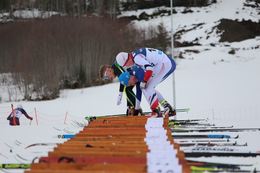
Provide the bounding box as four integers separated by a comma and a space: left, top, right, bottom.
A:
123, 0, 259, 45
121, 0, 260, 121
0, 0, 260, 172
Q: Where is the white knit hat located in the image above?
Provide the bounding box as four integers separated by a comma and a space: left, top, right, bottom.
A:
116, 52, 128, 66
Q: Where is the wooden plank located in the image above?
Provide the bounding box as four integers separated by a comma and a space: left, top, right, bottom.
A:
39, 156, 146, 164
31, 163, 146, 171
27, 115, 190, 173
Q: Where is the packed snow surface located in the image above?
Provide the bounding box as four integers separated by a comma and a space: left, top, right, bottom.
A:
0, 0, 260, 172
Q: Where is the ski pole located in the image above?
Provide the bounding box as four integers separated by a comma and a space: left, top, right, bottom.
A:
34, 108, 38, 126
11, 104, 16, 125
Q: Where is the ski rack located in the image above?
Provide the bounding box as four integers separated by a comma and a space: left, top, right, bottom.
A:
5, 112, 258, 172
26, 116, 191, 173
170, 117, 260, 172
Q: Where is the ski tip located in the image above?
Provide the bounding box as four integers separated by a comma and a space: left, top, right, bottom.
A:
84, 116, 90, 120
85, 116, 97, 122
57, 135, 62, 138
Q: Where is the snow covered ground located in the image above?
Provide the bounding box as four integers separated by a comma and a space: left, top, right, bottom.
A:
1, 41, 260, 171
0, 0, 260, 172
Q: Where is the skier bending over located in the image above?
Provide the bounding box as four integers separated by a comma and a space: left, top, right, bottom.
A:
117, 48, 176, 117
99, 53, 143, 116
7, 105, 33, 126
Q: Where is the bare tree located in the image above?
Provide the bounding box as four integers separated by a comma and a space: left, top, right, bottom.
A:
0, 16, 144, 100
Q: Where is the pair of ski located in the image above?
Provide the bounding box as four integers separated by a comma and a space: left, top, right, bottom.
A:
189, 160, 256, 173
0, 163, 30, 169
185, 151, 260, 157
180, 141, 247, 147
84, 108, 190, 121
173, 133, 239, 139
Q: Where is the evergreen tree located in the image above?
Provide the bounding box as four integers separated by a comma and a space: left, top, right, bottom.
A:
156, 22, 170, 51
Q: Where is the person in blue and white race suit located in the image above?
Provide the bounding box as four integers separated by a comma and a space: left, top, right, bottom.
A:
7, 105, 33, 126
117, 48, 176, 117
100, 54, 143, 116
118, 65, 144, 112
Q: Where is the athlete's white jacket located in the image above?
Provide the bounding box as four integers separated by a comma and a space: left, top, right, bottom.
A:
131, 48, 176, 110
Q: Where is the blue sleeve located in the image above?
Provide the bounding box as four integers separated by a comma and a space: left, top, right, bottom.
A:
131, 65, 145, 82
135, 82, 142, 102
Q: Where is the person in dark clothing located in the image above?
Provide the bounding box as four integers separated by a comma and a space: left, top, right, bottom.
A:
7, 105, 33, 126
99, 62, 143, 116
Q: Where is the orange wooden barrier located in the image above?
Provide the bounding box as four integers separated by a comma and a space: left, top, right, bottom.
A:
26, 115, 190, 173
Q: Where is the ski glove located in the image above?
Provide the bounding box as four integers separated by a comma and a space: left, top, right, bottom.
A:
116, 92, 123, 105
140, 82, 147, 89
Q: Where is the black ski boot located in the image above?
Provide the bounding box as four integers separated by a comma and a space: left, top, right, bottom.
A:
151, 107, 162, 118
126, 107, 135, 116
134, 108, 144, 116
